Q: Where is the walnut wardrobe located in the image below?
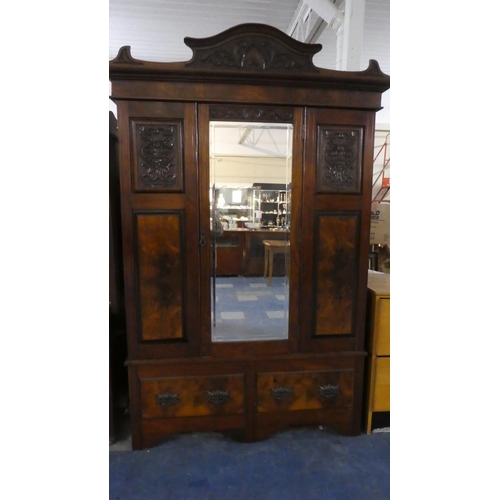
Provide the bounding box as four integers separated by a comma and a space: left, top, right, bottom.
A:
109, 23, 390, 450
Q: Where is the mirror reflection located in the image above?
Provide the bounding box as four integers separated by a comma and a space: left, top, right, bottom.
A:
209, 122, 293, 342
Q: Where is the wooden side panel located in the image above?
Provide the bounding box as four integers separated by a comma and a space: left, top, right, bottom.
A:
136, 212, 184, 341
300, 107, 375, 353
314, 213, 359, 335
117, 101, 200, 359
376, 298, 390, 356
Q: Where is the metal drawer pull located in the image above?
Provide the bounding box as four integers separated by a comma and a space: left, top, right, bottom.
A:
319, 384, 340, 399
155, 392, 180, 407
270, 386, 294, 401
206, 390, 230, 404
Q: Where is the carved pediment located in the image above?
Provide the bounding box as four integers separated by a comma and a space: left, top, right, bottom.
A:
109, 24, 390, 94
184, 23, 322, 73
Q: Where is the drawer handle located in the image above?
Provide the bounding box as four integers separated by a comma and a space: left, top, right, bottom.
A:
206, 390, 230, 404
319, 384, 340, 399
155, 392, 180, 407
270, 386, 294, 401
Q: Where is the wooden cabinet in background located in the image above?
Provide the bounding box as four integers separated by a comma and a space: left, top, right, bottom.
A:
364, 272, 390, 434
109, 111, 128, 443
215, 231, 245, 276
215, 230, 287, 277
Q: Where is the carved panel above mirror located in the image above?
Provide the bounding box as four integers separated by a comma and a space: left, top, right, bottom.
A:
209, 104, 293, 123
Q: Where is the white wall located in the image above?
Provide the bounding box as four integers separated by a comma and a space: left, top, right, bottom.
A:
211, 124, 292, 158
376, 91, 390, 126
211, 156, 289, 186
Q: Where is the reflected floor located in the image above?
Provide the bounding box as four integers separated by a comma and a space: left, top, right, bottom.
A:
212, 276, 289, 342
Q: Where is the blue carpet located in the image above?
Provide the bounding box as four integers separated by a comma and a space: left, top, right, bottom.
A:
109, 428, 389, 500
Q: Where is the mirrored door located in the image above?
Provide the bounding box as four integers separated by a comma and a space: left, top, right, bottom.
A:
209, 122, 293, 342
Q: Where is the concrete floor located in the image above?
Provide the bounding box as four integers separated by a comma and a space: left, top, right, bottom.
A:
110, 407, 132, 451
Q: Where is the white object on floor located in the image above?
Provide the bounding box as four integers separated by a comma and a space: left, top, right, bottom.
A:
372, 427, 390, 433
266, 311, 285, 318
237, 295, 258, 301
221, 312, 245, 319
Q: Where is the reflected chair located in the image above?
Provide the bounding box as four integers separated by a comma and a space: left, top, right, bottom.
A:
262, 240, 290, 286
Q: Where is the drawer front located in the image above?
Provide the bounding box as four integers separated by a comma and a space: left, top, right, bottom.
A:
257, 370, 354, 413
376, 298, 390, 355
373, 357, 390, 411
141, 374, 244, 419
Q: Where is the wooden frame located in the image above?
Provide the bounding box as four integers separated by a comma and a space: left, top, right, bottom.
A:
110, 23, 390, 449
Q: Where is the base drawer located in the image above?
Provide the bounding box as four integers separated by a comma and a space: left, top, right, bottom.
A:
373, 357, 390, 411
141, 374, 245, 419
257, 369, 354, 413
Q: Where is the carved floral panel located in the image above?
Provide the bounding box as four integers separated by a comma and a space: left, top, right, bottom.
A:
316, 126, 363, 194
132, 121, 184, 192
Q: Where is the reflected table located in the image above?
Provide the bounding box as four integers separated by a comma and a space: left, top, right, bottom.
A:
262, 240, 290, 286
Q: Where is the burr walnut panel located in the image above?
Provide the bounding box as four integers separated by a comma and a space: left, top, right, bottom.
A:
135, 212, 185, 341
256, 369, 354, 412
140, 374, 245, 418
131, 120, 184, 192
316, 126, 363, 194
314, 213, 360, 336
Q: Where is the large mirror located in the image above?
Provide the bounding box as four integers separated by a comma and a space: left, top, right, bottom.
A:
209, 121, 293, 342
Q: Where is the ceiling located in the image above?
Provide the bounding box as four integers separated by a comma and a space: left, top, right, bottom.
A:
109, 0, 390, 125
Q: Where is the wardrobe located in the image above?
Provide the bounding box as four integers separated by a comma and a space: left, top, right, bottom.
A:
109, 23, 390, 450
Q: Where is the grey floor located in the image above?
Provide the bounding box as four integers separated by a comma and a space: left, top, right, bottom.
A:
212, 276, 289, 342
110, 393, 132, 451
